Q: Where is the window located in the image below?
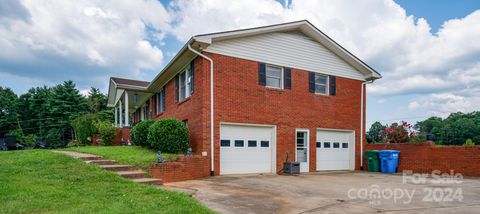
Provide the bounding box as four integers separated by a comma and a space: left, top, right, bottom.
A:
261, 141, 269, 147
324, 142, 331, 148
265, 65, 283, 88
235, 140, 244, 147
333, 142, 340, 148
314, 73, 329, 95
221, 140, 230, 147
316, 142, 321, 148
342, 143, 349, 148
248, 140, 257, 147
156, 88, 165, 113
178, 67, 191, 102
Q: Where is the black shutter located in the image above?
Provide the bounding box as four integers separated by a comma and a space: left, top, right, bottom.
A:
329, 75, 336, 96
161, 87, 165, 112
190, 60, 194, 94
284, 67, 291, 89
258, 62, 266, 86
308, 72, 315, 93
175, 75, 179, 103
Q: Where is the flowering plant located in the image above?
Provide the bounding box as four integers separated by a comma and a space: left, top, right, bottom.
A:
382, 121, 417, 144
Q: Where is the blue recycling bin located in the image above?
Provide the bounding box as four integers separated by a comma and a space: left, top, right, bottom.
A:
379, 150, 400, 173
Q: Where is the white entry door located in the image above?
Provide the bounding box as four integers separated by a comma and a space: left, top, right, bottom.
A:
316, 130, 354, 171
220, 124, 275, 175
296, 129, 309, 173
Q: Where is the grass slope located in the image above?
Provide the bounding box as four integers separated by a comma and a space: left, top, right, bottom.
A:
0, 150, 211, 214
63, 146, 177, 169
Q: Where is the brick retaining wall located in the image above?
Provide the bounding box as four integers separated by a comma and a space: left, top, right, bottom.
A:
365, 142, 480, 177
148, 155, 210, 183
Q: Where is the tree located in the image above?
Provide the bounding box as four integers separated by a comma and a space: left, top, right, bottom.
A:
0, 87, 19, 137
86, 87, 108, 113
415, 111, 480, 145
366, 121, 386, 144
71, 114, 98, 145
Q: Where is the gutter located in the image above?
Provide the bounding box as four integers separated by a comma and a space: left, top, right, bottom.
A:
187, 44, 215, 176
360, 80, 374, 170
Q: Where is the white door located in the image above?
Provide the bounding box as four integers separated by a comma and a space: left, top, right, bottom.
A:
296, 129, 309, 173
220, 124, 275, 175
316, 130, 354, 171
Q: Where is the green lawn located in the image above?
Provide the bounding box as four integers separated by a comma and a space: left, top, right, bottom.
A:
63, 146, 178, 170
0, 150, 211, 214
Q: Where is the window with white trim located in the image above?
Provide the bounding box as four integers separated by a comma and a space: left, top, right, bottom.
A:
314, 73, 329, 95
265, 65, 283, 89
156, 89, 164, 113
178, 67, 191, 101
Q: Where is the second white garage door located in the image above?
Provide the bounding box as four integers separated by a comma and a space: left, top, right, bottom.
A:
316, 130, 355, 171
220, 124, 275, 175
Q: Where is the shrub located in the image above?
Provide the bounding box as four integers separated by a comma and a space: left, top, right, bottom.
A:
382, 121, 416, 144
464, 139, 475, 147
131, 120, 155, 147
46, 128, 63, 148
66, 140, 81, 148
71, 114, 98, 145
95, 121, 118, 146
147, 118, 189, 153
22, 134, 36, 148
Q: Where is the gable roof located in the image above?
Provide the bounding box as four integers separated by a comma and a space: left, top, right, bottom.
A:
111, 77, 150, 88
108, 20, 381, 108
194, 20, 381, 80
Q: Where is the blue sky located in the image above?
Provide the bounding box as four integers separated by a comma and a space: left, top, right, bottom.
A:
1, 0, 479, 128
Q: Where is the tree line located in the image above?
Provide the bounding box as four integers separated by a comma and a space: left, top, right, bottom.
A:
367, 111, 480, 145
0, 81, 112, 148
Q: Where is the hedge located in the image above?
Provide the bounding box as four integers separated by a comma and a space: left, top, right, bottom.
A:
131, 120, 155, 147
147, 119, 189, 153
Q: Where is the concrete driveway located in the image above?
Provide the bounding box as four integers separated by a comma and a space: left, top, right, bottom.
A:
165, 172, 480, 214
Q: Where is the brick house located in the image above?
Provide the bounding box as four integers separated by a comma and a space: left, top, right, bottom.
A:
107, 20, 381, 175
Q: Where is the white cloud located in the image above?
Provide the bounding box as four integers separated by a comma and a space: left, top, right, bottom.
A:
167, 0, 480, 119
0, 0, 171, 92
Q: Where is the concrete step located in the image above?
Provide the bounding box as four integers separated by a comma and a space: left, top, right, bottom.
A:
86, 159, 117, 165
78, 155, 102, 161
132, 178, 163, 185
99, 164, 133, 172
116, 170, 148, 179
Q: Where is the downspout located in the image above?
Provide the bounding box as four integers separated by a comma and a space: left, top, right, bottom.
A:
187, 44, 215, 176
360, 80, 374, 170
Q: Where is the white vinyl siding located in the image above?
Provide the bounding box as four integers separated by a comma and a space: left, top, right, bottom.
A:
205, 31, 365, 80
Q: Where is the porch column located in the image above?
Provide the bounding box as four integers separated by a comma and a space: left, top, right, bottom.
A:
124, 91, 129, 127
140, 105, 144, 121
114, 104, 118, 127
119, 99, 123, 127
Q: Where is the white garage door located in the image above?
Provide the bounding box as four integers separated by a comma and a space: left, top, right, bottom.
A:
220, 124, 275, 175
316, 130, 355, 171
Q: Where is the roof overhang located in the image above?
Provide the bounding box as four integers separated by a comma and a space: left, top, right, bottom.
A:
193, 20, 382, 80
107, 20, 382, 110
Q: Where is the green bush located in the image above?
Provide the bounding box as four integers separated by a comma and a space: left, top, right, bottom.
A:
147, 119, 189, 153
22, 134, 36, 148
464, 138, 475, 147
66, 140, 81, 148
71, 114, 98, 145
46, 128, 63, 148
95, 121, 118, 146
131, 120, 155, 147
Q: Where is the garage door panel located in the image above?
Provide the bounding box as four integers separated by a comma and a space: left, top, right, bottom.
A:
316, 130, 354, 171
220, 124, 274, 175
